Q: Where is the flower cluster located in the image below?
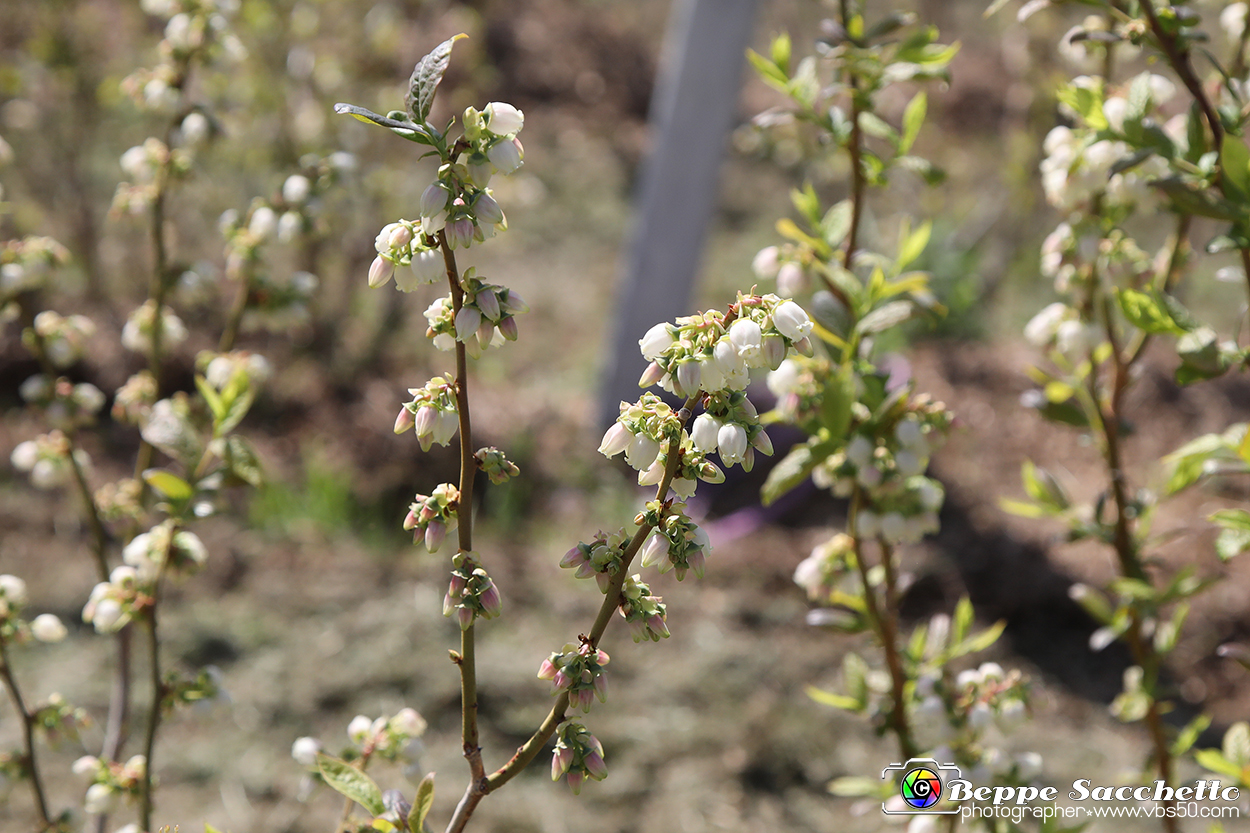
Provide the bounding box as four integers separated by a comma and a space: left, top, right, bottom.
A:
690, 389, 772, 471
0, 235, 70, 303
124, 521, 209, 582
537, 642, 610, 712
113, 138, 192, 215
559, 528, 631, 592
752, 244, 811, 297
72, 753, 148, 816
419, 277, 527, 357
395, 375, 459, 451
549, 721, 607, 795
403, 483, 459, 553
793, 533, 856, 603
617, 574, 669, 643
18, 375, 105, 431
0, 574, 68, 645
1040, 72, 1176, 216
331, 707, 428, 763
83, 524, 208, 634
914, 660, 1035, 784
599, 393, 685, 474
200, 350, 272, 392
112, 372, 159, 426
474, 447, 520, 484
443, 551, 502, 630
637, 294, 814, 399
121, 299, 189, 356
24, 311, 96, 369
10, 430, 91, 491
638, 503, 712, 580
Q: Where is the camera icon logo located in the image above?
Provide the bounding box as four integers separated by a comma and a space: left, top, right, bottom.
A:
881, 758, 962, 815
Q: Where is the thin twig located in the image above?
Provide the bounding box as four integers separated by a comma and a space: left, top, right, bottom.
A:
0, 642, 53, 829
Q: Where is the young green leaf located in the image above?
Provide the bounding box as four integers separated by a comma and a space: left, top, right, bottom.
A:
142, 469, 193, 502
406, 34, 468, 125
316, 753, 387, 817
408, 773, 436, 833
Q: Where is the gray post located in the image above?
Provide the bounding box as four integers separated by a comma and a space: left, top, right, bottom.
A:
598, 0, 759, 428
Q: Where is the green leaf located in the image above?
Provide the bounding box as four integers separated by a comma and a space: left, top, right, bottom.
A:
406, 34, 467, 124
827, 776, 883, 797
1151, 178, 1244, 221
806, 685, 863, 713
332, 103, 435, 144
821, 365, 855, 442
1164, 432, 1228, 494
790, 183, 822, 227
950, 621, 1006, 659
1195, 749, 1243, 780
1057, 83, 1106, 130
770, 32, 792, 74
856, 300, 914, 335
142, 469, 193, 502
1022, 461, 1070, 511
1172, 714, 1212, 758
900, 91, 926, 154
217, 386, 255, 436
316, 754, 386, 817
897, 220, 931, 271
820, 200, 853, 249
999, 498, 1051, 518
1116, 288, 1188, 335
952, 596, 974, 645
746, 49, 788, 89
408, 772, 435, 833
195, 376, 225, 423
1211, 508, 1250, 532
761, 441, 826, 505
1221, 134, 1250, 199
857, 111, 898, 147
223, 435, 264, 488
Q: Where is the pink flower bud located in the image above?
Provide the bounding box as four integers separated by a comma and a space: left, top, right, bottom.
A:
425, 520, 446, 553
420, 182, 449, 218
794, 335, 814, 356
594, 570, 612, 593
476, 289, 501, 321
498, 315, 519, 341
368, 255, 394, 288
538, 658, 558, 680
593, 672, 608, 702
560, 546, 587, 569
388, 224, 413, 249
776, 262, 806, 296
455, 307, 482, 341
403, 508, 419, 530
637, 459, 664, 486
566, 770, 585, 794
647, 613, 669, 639
762, 334, 787, 370
751, 430, 774, 456
595, 648, 609, 664
447, 217, 474, 249
414, 406, 436, 438
395, 407, 415, 434
688, 548, 706, 579
699, 461, 725, 483
575, 560, 597, 580
552, 746, 574, 780
479, 582, 502, 618
742, 446, 756, 473
752, 246, 780, 280
583, 751, 608, 782
458, 606, 475, 630
553, 670, 571, 690
639, 533, 667, 569
474, 193, 505, 227
638, 361, 664, 388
